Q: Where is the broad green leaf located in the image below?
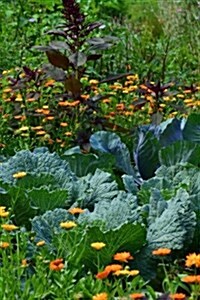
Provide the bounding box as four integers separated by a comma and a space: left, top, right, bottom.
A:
71, 223, 146, 270
183, 114, 200, 143
28, 187, 68, 213
135, 131, 160, 180
159, 140, 200, 167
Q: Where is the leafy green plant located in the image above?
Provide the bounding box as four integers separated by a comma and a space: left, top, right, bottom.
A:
33, 0, 116, 99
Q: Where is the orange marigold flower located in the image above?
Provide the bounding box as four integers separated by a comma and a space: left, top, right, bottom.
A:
169, 293, 186, 300
60, 221, 77, 229
181, 275, 197, 283
105, 264, 123, 273
92, 292, 108, 300
95, 269, 110, 280
44, 79, 55, 87
130, 293, 145, 299
91, 242, 106, 250
36, 240, 46, 247
68, 207, 85, 215
0, 242, 10, 249
113, 252, 133, 262
185, 253, 200, 268
13, 171, 27, 179
152, 248, 171, 256
49, 258, 64, 271
1, 224, 19, 231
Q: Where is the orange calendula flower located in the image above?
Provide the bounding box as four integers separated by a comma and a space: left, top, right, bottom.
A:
169, 293, 186, 300
13, 171, 27, 179
0, 242, 10, 249
181, 275, 200, 284
60, 221, 77, 229
36, 240, 46, 247
91, 242, 106, 250
68, 207, 85, 215
105, 264, 123, 273
1, 224, 19, 231
92, 292, 108, 300
152, 248, 171, 256
44, 79, 55, 87
185, 253, 200, 268
49, 258, 64, 271
130, 293, 145, 299
113, 252, 133, 262
95, 269, 110, 280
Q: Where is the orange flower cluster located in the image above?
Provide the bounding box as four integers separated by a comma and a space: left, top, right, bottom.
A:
185, 252, 200, 268
96, 264, 123, 279
49, 258, 64, 271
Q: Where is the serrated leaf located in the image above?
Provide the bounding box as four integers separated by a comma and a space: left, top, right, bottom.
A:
78, 191, 140, 229
31, 208, 72, 244
147, 188, 196, 249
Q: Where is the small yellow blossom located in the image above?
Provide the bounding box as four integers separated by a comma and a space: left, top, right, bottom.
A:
60, 221, 77, 229
13, 172, 27, 179
1, 224, 19, 231
113, 269, 139, 276
0, 242, 10, 248
36, 240, 46, 247
92, 292, 108, 300
91, 242, 106, 250
0, 207, 9, 218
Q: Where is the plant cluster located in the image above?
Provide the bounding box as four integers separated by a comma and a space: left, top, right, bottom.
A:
0, 0, 200, 299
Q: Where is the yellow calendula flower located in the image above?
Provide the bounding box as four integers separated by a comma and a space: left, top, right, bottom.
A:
113, 269, 139, 276
13, 172, 27, 179
60, 221, 77, 229
91, 242, 106, 250
36, 240, 46, 247
92, 292, 108, 300
0, 241, 10, 248
0, 207, 9, 218
1, 224, 19, 231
